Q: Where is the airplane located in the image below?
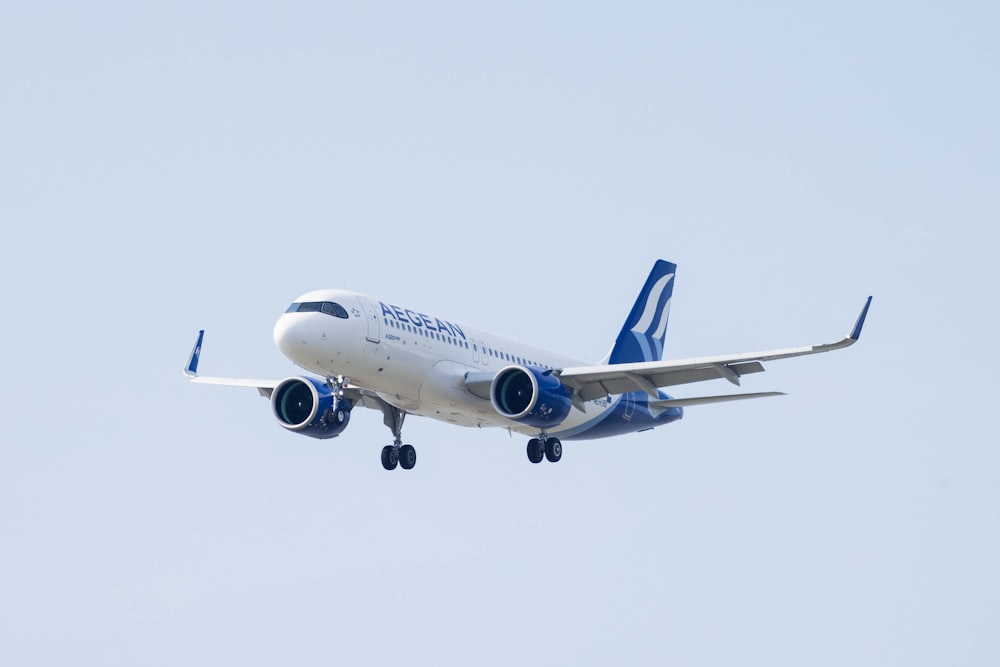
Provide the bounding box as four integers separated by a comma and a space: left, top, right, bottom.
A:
185, 260, 872, 470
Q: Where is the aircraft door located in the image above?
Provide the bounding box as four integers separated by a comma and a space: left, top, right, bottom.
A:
358, 297, 381, 343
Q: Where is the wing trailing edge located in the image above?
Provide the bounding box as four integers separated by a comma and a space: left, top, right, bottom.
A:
649, 391, 785, 408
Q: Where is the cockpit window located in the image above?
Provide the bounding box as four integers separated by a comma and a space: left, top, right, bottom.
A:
285, 301, 349, 318
321, 302, 349, 318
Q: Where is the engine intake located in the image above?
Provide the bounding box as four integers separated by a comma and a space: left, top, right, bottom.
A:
270, 377, 351, 439
490, 365, 572, 428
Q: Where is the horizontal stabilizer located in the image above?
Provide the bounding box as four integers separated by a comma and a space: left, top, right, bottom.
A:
649, 391, 785, 408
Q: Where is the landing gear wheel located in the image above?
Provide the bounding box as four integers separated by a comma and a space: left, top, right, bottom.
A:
527, 438, 544, 464
381, 445, 399, 471
544, 438, 562, 463
399, 444, 417, 470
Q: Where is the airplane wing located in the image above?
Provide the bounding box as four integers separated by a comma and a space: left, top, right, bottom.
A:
183, 329, 383, 409
556, 296, 872, 402
183, 330, 279, 397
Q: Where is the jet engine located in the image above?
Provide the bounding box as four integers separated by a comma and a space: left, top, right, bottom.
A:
490, 365, 573, 428
270, 377, 351, 439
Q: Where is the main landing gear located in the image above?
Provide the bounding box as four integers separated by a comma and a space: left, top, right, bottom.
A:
526, 434, 562, 464
381, 443, 416, 471
377, 403, 417, 471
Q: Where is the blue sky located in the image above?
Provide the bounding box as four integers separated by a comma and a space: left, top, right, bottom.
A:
2, 2, 998, 665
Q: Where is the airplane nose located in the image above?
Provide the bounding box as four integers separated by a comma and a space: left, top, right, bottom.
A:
273, 314, 313, 361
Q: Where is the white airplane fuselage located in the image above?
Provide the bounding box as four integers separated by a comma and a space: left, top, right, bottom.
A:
272, 289, 628, 438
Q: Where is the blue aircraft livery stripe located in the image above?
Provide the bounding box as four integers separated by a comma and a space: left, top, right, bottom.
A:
557, 391, 684, 440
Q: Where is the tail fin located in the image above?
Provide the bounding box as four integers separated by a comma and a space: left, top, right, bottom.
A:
607, 260, 676, 364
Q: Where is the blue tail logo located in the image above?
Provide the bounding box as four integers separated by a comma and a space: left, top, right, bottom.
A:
608, 260, 676, 364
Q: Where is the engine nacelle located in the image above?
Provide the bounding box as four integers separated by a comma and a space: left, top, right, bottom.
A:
270, 376, 351, 439
490, 365, 573, 428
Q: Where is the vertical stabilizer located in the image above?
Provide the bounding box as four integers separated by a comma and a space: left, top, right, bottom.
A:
607, 260, 676, 364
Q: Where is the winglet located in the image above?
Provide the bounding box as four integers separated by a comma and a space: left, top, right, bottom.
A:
184, 330, 205, 377
850, 297, 873, 341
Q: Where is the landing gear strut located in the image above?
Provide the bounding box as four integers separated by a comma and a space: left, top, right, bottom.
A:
325, 375, 350, 399
527, 433, 562, 464
376, 400, 417, 471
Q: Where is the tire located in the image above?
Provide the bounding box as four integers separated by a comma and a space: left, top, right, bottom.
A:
381, 445, 399, 471
527, 438, 544, 464
399, 444, 417, 470
544, 438, 562, 463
